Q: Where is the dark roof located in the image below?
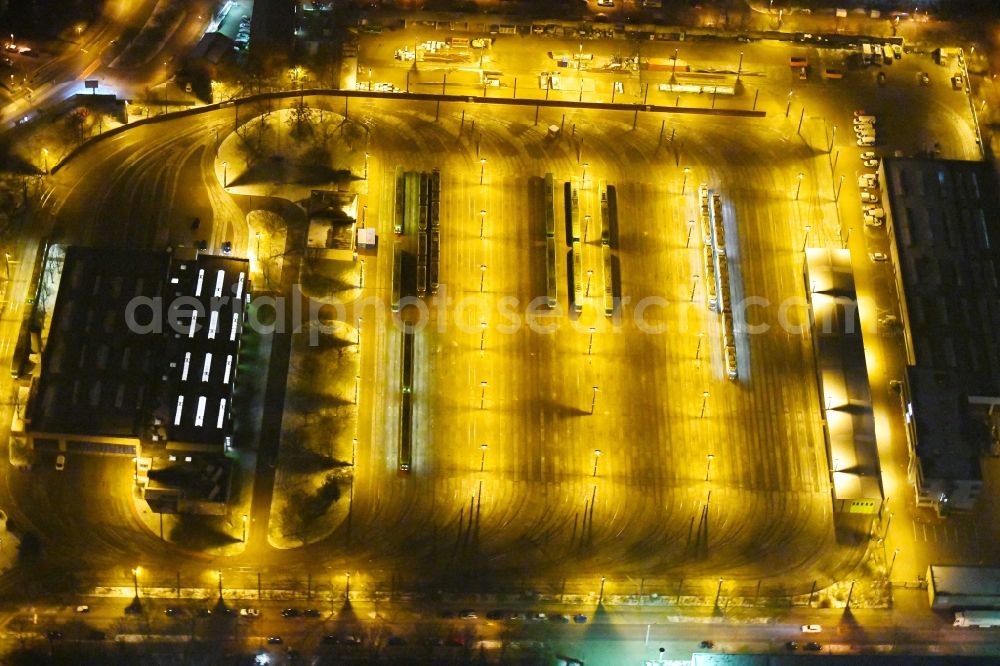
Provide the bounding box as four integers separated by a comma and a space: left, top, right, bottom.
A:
31, 247, 168, 437
906, 366, 981, 481
884, 158, 1000, 396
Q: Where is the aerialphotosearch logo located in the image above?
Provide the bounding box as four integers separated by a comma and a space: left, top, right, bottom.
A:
123, 282, 859, 342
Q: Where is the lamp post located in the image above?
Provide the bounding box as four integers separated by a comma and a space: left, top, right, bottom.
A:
217, 570, 224, 599
131, 567, 141, 598
889, 548, 900, 578
785, 90, 793, 117
696, 331, 704, 360
883, 512, 893, 539
700, 391, 709, 418
836, 174, 845, 202
671, 48, 679, 80
705, 454, 714, 482
359, 258, 365, 288
241, 515, 248, 542
587, 327, 595, 355
794, 172, 804, 201
480, 443, 488, 472
584, 215, 591, 242
590, 386, 600, 414
714, 577, 724, 607
354, 375, 361, 404
345, 572, 351, 598
480, 322, 487, 354
585, 269, 594, 297
479, 209, 486, 239
42, 148, 48, 175
681, 167, 690, 195
480, 157, 486, 185
479, 264, 487, 292
686, 220, 695, 248
364, 152, 369, 180
362, 205, 367, 227
689, 274, 699, 302
845, 579, 856, 609
802, 225, 811, 252
736, 51, 744, 85
592, 449, 601, 477
598, 576, 607, 605
480, 381, 487, 409
222, 161, 228, 188
582, 162, 589, 186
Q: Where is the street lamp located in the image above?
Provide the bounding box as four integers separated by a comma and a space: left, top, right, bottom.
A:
480, 157, 486, 185
480, 443, 488, 472
585, 269, 594, 297
42, 148, 48, 175
590, 386, 600, 414
889, 548, 900, 578
222, 161, 228, 188
689, 274, 699, 302
359, 258, 365, 288
705, 454, 714, 481
736, 51, 744, 85
794, 171, 804, 201
345, 571, 351, 598
241, 515, 248, 542
583, 215, 591, 242
802, 225, 811, 252
587, 327, 595, 355
480, 381, 487, 409
700, 391, 709, 418
682, 167, 690, 195
364, 152, 369, 180
131, 566, 141, 598
354, 374, 361, 404
479, 264, 487, 292
480, 321, 487, 354
217, 570, 223, 599
845, 579, 857, 609
592, 449, 602, 477
785, 90, 793, 117
598, 576, 607, 605
582, 162, 589, 186
714, 577, 724, 607
479, 209, 486, 239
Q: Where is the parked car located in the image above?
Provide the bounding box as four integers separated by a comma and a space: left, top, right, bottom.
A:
864, 206, 885, 218
857, 136, 877, 147
863, 158, 879, 168
919, 72, 930, 85
164, 607, 182, 617
529, 612, 547, 622
786, 641, 799, 650
75, 605, 90, 613
240, 608, 260, 617
858, 174, 878, 188
47, 631, 63, 640
267, 636, 283, 645
860, 191, 880, 203
801, 624, 822, 633
870, 252, 888, 262
303, 609, 321, 618
485, 610, 506, 620
281, 608, 301, 618
700, 640, 715, 648
549, 613, 570, 623
805, 641, 822, 651
459, 610, 478, 620
859, 151, 877, 160
864, 214, 883, 227
573, 614, 588, 623
55, 454, 65, 471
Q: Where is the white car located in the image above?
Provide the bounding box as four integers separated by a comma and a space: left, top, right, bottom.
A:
870, 252, 888, 262
864, 214, 883, 227
860, 191, 880, 203
863, 158, 879, 168
857, 136, 876, 147
240, 608, 261, 617
801, 624, 823, 633
597, 0, 615, 6
854, 115, 877, 124
859, 151, 877, 160
55, 454, 65, 471
858, 174, 877, 188
614, 81, 623, 94
549, 75, 561, 90
864, 206, 885, 218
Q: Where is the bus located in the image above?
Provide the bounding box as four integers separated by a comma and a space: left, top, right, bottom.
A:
391, 241, 402, 312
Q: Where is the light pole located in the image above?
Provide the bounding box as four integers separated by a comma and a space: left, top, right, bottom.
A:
222, 161, 228, 188
479, 209, 486, 239
714, 577, 723, 607
785, 90, 793, 117
696, 331, 704, 360
480, 157, 486, 185
592, 449, 601, 477
690, 274, 699, 302
736, 51, 744, 85
845, 579, 856, 609
830, 124, 837, 152
587, 327, 595, 355
598, 576, 607, 605
364, 152, 369, 180
836, 174, 845, 202
362, 205, 367, 227
705, 454, 714, 482
357, 317, 362, 347
582, 162, 589, 186
585, 269, 594, 297
686, 220, 694, 248
802, 225, 811, 252
671, 48, 679, 80
480, 322, 487, 354
590, 386, 600, 414
480, 443, 488, 472
794, 172, 804, 200
583, 215, 591, 242
700, 391, 709, 418
883, 512, 894, 539
480, 381, 487, 409
241, 515, 248, 542
131, 567, 141, 598
359, 258, 365, 287
681, 167, 690, 195
42, 148, 48, 175
354, 375, 361, 404
479, 264, 487, 292
345, 572, 351, 598
889, 548, 900, 578
217, 570, 223, 599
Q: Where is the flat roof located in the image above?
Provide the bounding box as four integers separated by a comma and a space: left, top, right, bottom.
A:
31, 247, 169, 437
906, 366, 981, 481
157, 253, 249, 447
929, 565, 1000, 597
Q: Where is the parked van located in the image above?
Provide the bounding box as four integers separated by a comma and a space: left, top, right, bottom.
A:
823, 68, 844, 79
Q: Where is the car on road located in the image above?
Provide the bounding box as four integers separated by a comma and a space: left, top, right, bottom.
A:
47, 630, 63, 640
164, 607, 182, 617
459, 610, 478, 619
805, 641, 822, 651
857, 136, 877, 147
267, 636, 283, 645
549, 613, 570, 623
952, 73, 964, 90
919, 72, 930, 85
877, 71, 887, 85
864, 206, 885, 218
485, 610, 506, 620
860, 191, 880, 203
700, 640, 715, 648
858, 174, 878, 188
55, 454, 65, 471
870, 252, 888, 262
573, 614, 588, 623
387, 635, 406, 646
281, 608, 301, 618
801, 624, 822, 633
529, 612, 547, 622
859, 151, 877, 160
240, 608, 260, 617
863, 158, 879, 168
75, 605, 90, 613
303, 608, 322, 618
864, 214, 883, 227
597, 0, 614, 5
786, 641, 799, 650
